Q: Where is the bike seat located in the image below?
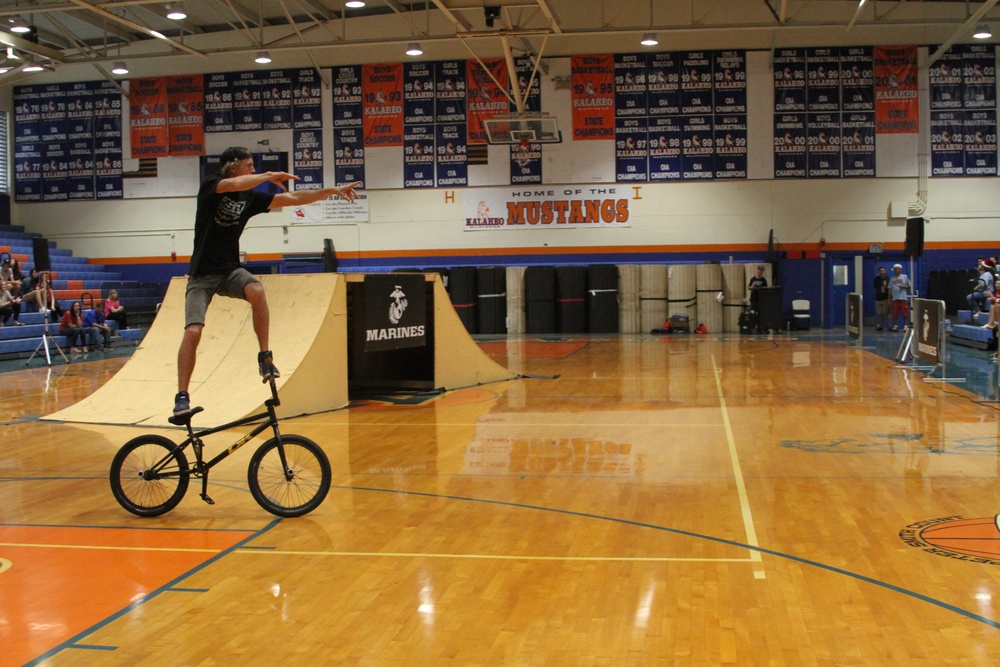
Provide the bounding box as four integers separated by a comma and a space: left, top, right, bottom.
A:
168, 405, 204, 426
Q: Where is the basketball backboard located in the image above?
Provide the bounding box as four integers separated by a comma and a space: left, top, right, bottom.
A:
483, 114, 562, 144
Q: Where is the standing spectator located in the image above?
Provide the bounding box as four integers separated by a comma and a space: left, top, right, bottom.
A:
889, 263, 911, 332
59, 301, 87, 354
0, 280, 24, 326
873, 266, 890, 331
83, 305, 112, 350
104, 289, 129, 330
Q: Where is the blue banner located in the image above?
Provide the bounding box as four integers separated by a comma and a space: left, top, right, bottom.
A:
713, 115, 747, 179
65, 82, 94, 142
647, 52, 681, 116
14, 142, 42, 202
774, 113, 807, 178
510, 142, 542, 184
42, 142, 68, 201
930, 48, 963, 110
435, 60, 467, 122
233, 71, 263, 131
615, 116, 648, 182
95, 141, 123, 200
334, 127, 365, 187
841, 112, 876, 177
681, 52, 713, 115
963, 44, 996, 109
261, 69, 292, 129
807, 113, 841, 177
514, 56, 542, 113
39, 84, 67, 142
713, 50, 746, 114
807, 48, 841, 112
293, 68, 322, 128
930, 110, 965, 177
840, 47, 874, 111
648, 116, 682, 181
965, 109, 997, 176
404, 124, 435, 188
614, 53, 648, 118
404, 61, 436, 125
774, 49, 806, 113
293, 129, 324, 190
435, 123, 467, 187
681, 115, 714, 180
67, 140, 95, 200
204, 73, 233, 132
13, 85, 41, 145
332, 65, 363, 128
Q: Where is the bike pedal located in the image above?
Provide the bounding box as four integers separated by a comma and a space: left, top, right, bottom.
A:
200, 493, 216, 505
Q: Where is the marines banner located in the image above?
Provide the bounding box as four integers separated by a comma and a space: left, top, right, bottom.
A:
363, 273, 427, 353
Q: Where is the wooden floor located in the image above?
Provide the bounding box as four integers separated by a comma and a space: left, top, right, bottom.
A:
3, 334, 1000, 666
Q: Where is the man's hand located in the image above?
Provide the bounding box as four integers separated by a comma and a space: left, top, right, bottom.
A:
265, 171, 300, 192
334, 181, 362, 203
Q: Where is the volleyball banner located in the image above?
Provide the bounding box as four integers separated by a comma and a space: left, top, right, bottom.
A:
166, 75, 204, 156
874, 46, 918, 134
362, 63, 403, 147
129, 77, 168, 158
463, 186, 632, 231
807, 113, 842, 177
572, 54, 615, 140
467, 58, 509, 144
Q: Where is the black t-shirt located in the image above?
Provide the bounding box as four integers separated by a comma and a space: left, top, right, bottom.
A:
189, 175, 275, 277
748, 276, 768, 290
873, 274, 889, 301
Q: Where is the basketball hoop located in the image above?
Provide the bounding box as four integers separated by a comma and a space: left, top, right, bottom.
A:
519, 138, 529, 150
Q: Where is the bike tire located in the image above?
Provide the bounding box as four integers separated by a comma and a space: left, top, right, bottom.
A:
247, 434, 331, 517
110, 435, 189, 517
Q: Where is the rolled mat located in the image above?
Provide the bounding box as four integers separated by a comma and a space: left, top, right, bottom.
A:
721, 263, 747, 332
695, 263, 722, 333
667, 264, 697, 326
639, 264, 668, 332
618, 265, 640, 334
506, 266, 526, 334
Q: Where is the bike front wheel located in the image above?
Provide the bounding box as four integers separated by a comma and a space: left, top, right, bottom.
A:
247, 435, 331, 517
110, 435, 189, 517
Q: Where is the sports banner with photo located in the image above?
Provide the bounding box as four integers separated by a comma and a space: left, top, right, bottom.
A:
713, 50, 746, 114
874, 46, 918, 134
615, 116, 648, 182
362, 63, 403, 147
680, 51, 713, 115
293, 68, 322, 128
463, 186, 632, 231
334, 127, 365, 188
774, 113, 807, 178
261, 69, 293, 130
39, 84, 67, 143
404, 124, 435, 188
681, 115, 714, 179
963, 44, 996, 109
233, 71, 264, 131
648, 116, 682, 181
436, 123, 468, 187
774, 48, 807, 113
404, 61, 435, 125
42, 142, 68, 201
571, 54, 615, 140
67, 139, 95, 200
435, 60, 467, 123
166, 74, 204, 156
293, 129, 324, 190
129, 77, 168, 158
930, 110, 964, 176
714, 115, 747, 179
204, 73, 234, 132
930, 48, 964, 110
614, 53, 648, 118
840, 47, 874, 111
362, 273, 427, 353
841, 112, 876, 177
509, 142, 542, 184
964, 110, 997, 176
65, 82, 94, 143
807, 113, 841, 178
807, 48, 840, 112
467, 58, 509, 144
647, 52, 681, 116
332, 65, 363, 128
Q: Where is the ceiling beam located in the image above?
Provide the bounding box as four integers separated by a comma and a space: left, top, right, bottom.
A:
431, 0, 473, 32
0, 32, 66, 63
66, 0, 208, 58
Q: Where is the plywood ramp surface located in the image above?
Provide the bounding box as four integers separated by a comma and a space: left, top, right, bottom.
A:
44, 274, 348, 428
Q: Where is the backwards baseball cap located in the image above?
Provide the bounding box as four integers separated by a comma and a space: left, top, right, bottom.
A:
219, 146, 252, 172
892, 263, 903, 270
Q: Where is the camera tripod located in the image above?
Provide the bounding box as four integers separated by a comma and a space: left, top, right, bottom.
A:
26, 278, 67, 366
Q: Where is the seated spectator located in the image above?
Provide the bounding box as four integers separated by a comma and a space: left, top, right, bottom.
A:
37, 272, 64, 322
0, 258, 20, 298
59, 301, 87, 354
20, 268, 40, 306
83, 305, 112, 350
967, 260, 995, 314
104, 289, 129, 330
0, 280, 24, 326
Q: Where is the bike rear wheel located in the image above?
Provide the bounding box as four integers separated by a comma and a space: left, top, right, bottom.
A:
247, 435, 331, 517
110, 435, 189, 517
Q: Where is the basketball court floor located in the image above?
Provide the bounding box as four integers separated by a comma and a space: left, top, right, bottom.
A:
2, 330, 1000, 665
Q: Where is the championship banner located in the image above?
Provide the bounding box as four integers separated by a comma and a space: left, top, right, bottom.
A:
261, 69, 293, 130
435, 60, 467, 123
509, 142, 542, 184
233, 71, 264, 131
334, 126, 365, 188
807, 113, 842, 178
680, 51, 713, 115
874, 46, 918, 134
404, 61, 435, 125
293, 129, 324, 190
94, 80, 123, 200
42, 142, 68, 201
13, 85, 41, 145
332, 65, 363, 128
67, 139, 95, 200
773, 48, 806, 113
14, 142, 42, 202
463, 186, 632, 231
914, 299, 945, 366
774, 113, 807, 178
65, 82, 94, 143
930, 48, 963, 110
39, 84, 67, 142
514, 56, 542, 113
840, 47, 874, 111
648, 116, 682, 181
615, 116, 648, 181
647, 52, 681, 116
806, 48, 840, 112
166, 74, 204, 156
713, 115, 747, 179
571, 54, 615, 140
363, 273, 427, 353
129, 77, 168, 158
293, 68, 322, 129
964, 110, 997, 176
846, 293, 862, 339
204, 73, 233, 132
681, 115, 713, 179
467, 58, 509, 144
362, 62, 403, 147
614, 53, 648, 118
931, 110, 965, 176
841, 112, 876, 177
436, 123, 468, 187
713, 50, 746, 114
95, 140, 123, 200
962, 44, 996, 109
404, 124, 435, 188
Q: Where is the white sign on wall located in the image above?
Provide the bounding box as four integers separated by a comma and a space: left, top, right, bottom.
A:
287, 191, 370, 223
463, 186, 633, 231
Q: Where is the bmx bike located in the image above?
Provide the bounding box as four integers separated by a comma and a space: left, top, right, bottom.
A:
110, 378, 331, 518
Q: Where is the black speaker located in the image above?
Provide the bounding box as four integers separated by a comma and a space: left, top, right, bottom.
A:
321, 238, 338, 272
905, 217, 924, 257
32, 237, 51, 272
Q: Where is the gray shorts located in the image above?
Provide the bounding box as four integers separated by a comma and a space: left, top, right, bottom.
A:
184, 269, 259, 327
875, 299, 890, 316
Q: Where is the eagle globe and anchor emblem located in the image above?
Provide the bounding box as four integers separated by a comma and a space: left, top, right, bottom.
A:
388, 285, 408, 324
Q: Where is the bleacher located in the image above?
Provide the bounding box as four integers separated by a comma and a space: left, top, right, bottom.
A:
0, 225, 166, 360
949, 309, 997, 350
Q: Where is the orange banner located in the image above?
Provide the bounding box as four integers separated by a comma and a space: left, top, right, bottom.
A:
571, 54, 615, 141
166, 75, 204, 156
467, 58, 509, 144
129, 77, 168, 158
874, 46, 918, 134
362, 63, 403, 147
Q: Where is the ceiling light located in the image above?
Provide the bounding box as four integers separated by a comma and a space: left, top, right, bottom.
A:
111, 61, 129, 75
405, 42, 423, 56
165, 4, 186, 20
974, 23, 993, 39
10, 16, 31, 34
345, 1, 366, 7
23, 63, 43, 72
640, 32, 658, 46
255, 51, 272, 64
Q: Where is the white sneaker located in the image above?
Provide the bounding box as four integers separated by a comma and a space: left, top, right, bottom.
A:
39, 307, 48, 314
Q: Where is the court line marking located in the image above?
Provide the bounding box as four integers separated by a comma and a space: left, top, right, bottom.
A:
711, 353, 765, 578
0, 542, 222, 553
237, 550, 755, 562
